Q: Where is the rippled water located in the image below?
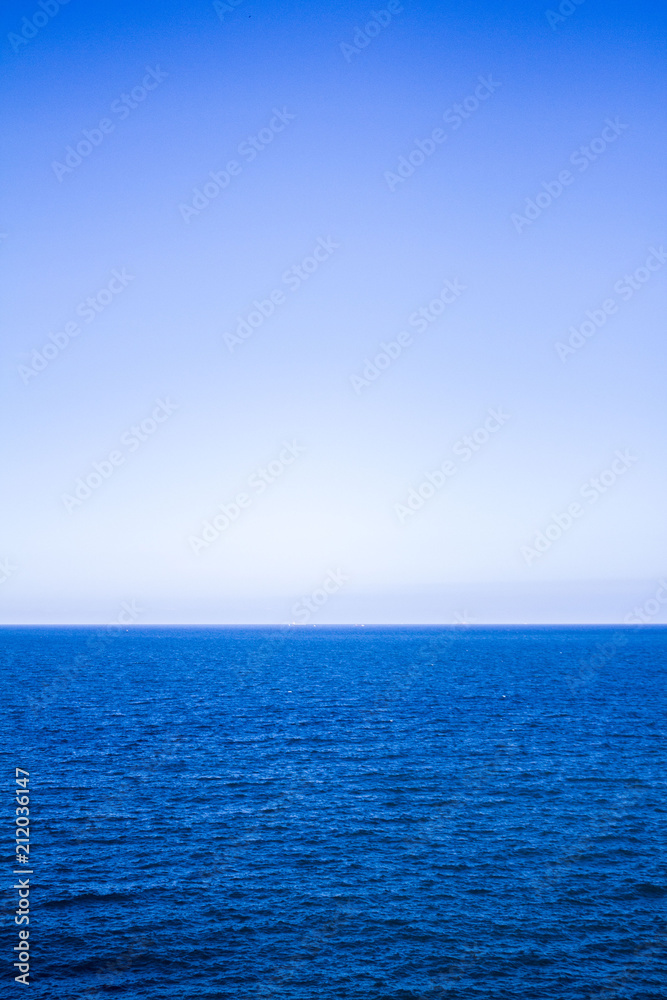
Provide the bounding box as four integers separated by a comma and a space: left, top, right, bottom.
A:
4, 626, 667, 998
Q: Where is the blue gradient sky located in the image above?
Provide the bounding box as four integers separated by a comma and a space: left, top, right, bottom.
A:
1, 0, 665, 623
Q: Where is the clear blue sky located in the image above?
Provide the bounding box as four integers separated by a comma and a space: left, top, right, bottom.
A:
1, 0, 665, 623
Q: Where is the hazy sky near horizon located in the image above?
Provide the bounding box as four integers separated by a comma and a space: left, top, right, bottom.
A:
1, 0, 665, 623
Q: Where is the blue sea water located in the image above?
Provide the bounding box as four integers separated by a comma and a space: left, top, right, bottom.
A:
3, 625, 667, 999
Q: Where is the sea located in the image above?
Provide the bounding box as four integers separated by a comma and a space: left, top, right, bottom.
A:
3, 625, 666, 999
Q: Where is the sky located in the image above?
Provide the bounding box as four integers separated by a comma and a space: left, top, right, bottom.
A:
1, 0, 665, 624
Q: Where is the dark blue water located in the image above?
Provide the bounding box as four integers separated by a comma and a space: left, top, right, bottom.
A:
4, 626, 666, 998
